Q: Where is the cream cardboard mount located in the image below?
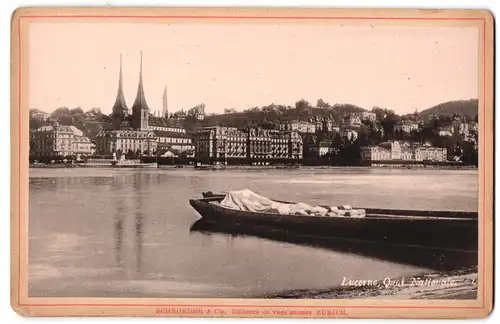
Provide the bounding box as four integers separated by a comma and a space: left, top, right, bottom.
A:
10, 6, 494, 318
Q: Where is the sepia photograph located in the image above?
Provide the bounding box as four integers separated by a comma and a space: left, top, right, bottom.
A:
11, 7, 493, 318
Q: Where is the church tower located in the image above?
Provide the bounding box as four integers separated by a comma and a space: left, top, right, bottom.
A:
162, 85, 168, 118
111, 54, 129, 128
132, 51, 150, 130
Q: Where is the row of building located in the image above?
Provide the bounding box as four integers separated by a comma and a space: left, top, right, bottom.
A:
194, 126, 303, 162
360, 141, 447, 162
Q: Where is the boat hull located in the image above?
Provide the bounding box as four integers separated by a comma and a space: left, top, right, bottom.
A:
189, 198, 478, 252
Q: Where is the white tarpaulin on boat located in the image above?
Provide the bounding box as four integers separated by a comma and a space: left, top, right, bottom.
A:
219, 189, 366, 217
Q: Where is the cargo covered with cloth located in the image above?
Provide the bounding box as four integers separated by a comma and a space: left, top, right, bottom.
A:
217, 189, 365, 218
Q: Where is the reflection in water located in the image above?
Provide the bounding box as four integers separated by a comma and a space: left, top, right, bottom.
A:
133, 174, 144, 274
112, 174, 146, 274
189, 220, 478, 271
113, 176, 125, 269
28, 168, 478, 298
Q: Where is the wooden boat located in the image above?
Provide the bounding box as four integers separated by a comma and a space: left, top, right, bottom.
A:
189, 192, 478, 251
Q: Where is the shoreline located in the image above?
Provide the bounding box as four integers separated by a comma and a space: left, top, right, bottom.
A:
262, 266, 478, 300
29, 164, 477, 171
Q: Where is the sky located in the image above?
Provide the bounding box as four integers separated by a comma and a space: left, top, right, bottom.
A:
28, 22, 479, 115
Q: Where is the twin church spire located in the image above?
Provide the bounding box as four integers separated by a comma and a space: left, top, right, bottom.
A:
111, 52, 161, 130
131, 51, 149, 115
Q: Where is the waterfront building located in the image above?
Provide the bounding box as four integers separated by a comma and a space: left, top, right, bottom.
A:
194, 126, 247, 162
247, 128, 272, 160
95, 129, 157, 156
269, 130, 291, 159
194, 126, 302, 163
30, 121, 93, 157
155, 130, 194, 153
414, 143, 447, 162
360, 146, 391, 161
69, 126, 94, 155
305, 136, 333, 157
95, 53, 158, 156
287, 130, 303, 160
377, 141, 414, 161
361, 141, 447, 162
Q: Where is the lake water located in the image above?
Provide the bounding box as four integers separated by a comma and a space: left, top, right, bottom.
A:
28, 167, 478, 298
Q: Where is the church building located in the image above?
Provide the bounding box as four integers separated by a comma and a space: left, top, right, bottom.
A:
96, 53, 158, 156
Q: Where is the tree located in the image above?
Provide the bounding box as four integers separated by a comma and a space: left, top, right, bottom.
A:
70, 107, 84, 115
316, 98, 330, 109
90, 107, 102, 115
295, 99, 313, 121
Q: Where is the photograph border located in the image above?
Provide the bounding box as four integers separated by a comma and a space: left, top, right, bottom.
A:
10, 6, 494, 318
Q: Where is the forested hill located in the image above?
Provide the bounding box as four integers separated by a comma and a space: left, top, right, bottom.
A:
419, 99, 478, 119
200, 100, 367, 129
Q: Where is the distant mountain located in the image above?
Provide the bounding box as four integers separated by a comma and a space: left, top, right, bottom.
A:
419, 99, 478, 119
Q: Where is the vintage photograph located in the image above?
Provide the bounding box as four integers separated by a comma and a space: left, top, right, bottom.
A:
12, 7, 493, 318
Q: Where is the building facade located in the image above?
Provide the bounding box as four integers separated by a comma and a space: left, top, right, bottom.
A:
194, 126, 247, 162
95, 129, 157, 156
315, 119, 338, 133
395, 121, 421, 134
361, 141, 447, 162
339, 128, 358, 142
279, 120, 316, 134
414, 144, 447, 162
194, 126, 303, 163
360, 146, 391, 161
30, 121, 93, 157
30, 109, 50, 121
342, 115, 362, 128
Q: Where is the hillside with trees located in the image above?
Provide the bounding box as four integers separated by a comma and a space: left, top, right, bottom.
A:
200, 99, 366, 129
419, 99, 478, 120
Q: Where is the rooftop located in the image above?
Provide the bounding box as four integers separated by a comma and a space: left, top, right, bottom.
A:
153, 130, 191, 139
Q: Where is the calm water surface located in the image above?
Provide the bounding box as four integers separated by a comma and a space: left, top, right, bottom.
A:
28, 168, 478, 297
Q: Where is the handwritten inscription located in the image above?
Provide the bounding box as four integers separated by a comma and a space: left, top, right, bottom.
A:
341, 276, 477, 288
